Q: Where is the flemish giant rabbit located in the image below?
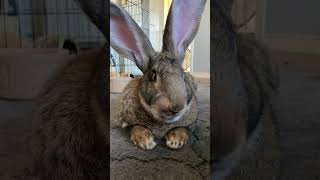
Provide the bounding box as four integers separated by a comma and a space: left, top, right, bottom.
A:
110, 0, 207, 150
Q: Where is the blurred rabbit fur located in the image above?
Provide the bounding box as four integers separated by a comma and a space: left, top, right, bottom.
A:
31, 49, 108, 180
31, 0, 109, 178
211, 1, 280, 178
110, 0, 207, 150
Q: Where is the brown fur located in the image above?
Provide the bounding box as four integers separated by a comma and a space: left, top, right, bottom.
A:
29, 1, 110, 179
31, 49, 108, 180
112, 72, 198, 139
165, 127, 188, 143
130, 125, 155, 149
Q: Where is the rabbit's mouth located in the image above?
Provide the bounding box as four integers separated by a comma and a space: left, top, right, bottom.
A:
163, 112, 184, 124
139, 92, 188, 123
158, 104, 190, 124
161, 104, 189, 124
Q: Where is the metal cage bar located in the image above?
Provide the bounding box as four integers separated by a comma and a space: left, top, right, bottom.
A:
110, 0, 150, 77
0, 0, 105, 49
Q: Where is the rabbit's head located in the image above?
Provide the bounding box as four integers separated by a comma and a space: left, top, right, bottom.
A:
111, 0, 206, 123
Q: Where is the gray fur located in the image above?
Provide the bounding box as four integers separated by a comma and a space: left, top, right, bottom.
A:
237, 33, 278, 136
212, 0, 248, 159
31, 1, 109, 179
112, 72, 198, 139
31, 49, 109, 180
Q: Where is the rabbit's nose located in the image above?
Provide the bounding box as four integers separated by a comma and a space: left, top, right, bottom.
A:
170, 104, 184, 113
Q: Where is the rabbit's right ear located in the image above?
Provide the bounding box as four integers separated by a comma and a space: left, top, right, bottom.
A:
110, 3, 155, 72
162, 0, 207, 61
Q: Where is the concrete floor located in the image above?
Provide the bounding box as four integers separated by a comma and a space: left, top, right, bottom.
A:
270, 51, 320, 179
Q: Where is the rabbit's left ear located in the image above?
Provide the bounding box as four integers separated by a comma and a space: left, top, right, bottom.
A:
110, 3, 155, 72
162, 0, 207, 61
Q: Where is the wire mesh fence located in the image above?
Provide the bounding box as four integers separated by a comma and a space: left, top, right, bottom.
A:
0, 0, 105, 49
110, 0, 149, 77
0, 0, 193, 77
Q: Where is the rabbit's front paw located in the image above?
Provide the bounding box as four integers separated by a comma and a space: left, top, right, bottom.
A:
130, 125, 157, 150
165, 127, 188, 149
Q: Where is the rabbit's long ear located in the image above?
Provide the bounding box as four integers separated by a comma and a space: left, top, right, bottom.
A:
110, 3, 155, 72
162, 0, 207, 61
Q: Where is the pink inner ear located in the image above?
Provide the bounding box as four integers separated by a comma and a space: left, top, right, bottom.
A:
110, 15, 141, 60
171, 1, 202, 54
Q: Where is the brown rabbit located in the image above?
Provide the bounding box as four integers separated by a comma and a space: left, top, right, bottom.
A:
31, 0, 109, 179
110, 0, 207, 150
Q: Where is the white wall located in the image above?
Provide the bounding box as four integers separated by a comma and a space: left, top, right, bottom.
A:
191, 0, 210, 73
262, 0, 320, 54
148, 0, 164, 51
265, 0, 320, 35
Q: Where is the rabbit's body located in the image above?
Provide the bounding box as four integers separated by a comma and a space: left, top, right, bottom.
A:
113, 73, 197, 139
212, 0, 280, 179
30, 1, 110, 179
31, 49, 109, 180
237, 33, 278, 136
213, 34, 280, 179
110, 0, 207, 149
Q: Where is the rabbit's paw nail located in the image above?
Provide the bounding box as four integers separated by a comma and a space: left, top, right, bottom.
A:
165, 128, 188, 149
130, 125, 156, 150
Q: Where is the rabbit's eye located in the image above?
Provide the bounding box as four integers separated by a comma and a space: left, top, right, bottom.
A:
151, 70, 157, 81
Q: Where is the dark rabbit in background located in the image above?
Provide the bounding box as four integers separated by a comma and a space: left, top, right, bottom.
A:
110, 0, 207, 150
212, 0, 280, 179
31, 0, 108, 179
